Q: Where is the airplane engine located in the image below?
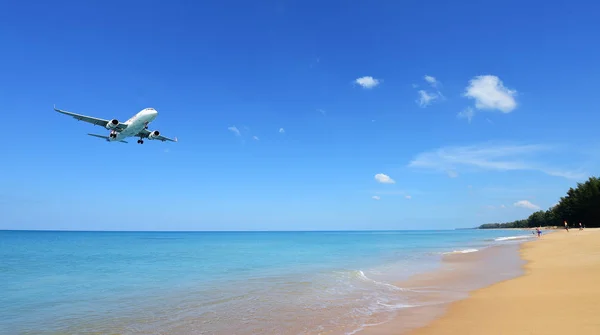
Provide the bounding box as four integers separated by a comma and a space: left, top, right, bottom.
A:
105, 119, 119, 129
148, 130, 160, 139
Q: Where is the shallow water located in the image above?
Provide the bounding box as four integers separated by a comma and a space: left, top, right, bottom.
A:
0, 230, 535, 335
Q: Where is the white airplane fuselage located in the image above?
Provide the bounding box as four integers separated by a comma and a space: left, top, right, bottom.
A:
109, 108, 158, 142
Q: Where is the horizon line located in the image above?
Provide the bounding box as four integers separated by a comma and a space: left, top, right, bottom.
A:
0, 228, 479, 233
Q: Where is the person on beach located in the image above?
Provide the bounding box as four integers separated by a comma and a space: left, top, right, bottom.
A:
537, 227, 542, 237
579, 222, 583, 230
564, 220, 569, 232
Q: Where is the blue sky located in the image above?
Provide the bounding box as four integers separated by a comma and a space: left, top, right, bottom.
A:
1, 0, 599, 231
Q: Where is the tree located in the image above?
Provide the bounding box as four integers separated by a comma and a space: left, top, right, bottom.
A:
479, 176, 600, 229
527, 210, 546, 228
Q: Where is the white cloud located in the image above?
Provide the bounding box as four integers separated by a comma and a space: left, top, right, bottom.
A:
405, 195, 412, 200
355, 76, 380, 89
424, 75, 438, 87
457, 107, 475, 123
279, 128, 285, 134
317, 109, 326, 116
514, 200, 541, 210
372, 195, 381, 200
416, 75, 444, 108
447, 170, 459, 178
407, 142, 586, 180
252, 135, 259, 141
417, 90, 438, 107
500, 204, 506, 208
464, 75, 517, 113
228, 126, 241, 136
479, 186, 558, 198
548, 169, 588, 179
374, 173, 395, 184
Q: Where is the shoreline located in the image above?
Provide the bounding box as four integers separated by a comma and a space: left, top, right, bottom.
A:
360, 228, 600, 335
356, 239, 530, 335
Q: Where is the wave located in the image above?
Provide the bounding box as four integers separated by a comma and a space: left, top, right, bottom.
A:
353, 270, 410, 292
376, 301, 415, 309
494, 235, 533, 241
443, 248, 479, 255
346, 320, 392, 335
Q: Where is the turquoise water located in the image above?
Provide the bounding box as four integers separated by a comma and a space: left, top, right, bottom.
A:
0, 230, 534, 334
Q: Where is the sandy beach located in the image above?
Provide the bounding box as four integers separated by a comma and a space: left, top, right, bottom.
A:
364, 228, 600, 335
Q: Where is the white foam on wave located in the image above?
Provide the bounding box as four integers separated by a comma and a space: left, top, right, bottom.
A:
326, 269, 422, 335
354, 270, 410, 292
494, 235, 533, 241
376, 301, 415, 309
345, 320, 390, 335
443, 248, 479, 255
345, 302, 417, 335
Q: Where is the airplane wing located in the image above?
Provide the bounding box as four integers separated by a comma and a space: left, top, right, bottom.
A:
136, 129, 178, 142
54, 106, 128, 131
87, 133, 128, 143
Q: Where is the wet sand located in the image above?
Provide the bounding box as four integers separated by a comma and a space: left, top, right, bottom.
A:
357, 242, 527, 335
363, 228, 600, 335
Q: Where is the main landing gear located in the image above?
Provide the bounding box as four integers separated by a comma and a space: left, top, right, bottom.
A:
137, 138, 144, 144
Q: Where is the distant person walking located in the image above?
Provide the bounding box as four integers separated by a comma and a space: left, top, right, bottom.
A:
579, 222, 583, 230
537, 227, 542, 237
564, 220, 569, 232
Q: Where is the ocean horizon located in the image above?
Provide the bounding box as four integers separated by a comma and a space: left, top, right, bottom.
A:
1, 229, 535, 335
0, 228, 480, 232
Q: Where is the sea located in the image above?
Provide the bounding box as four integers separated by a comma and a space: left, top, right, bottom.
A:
0, 229, 536, 335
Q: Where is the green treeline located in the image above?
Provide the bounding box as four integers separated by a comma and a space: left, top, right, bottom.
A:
479, 176, 600, 229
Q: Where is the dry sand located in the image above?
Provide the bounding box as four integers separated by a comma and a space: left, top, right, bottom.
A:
367, 228, 600, 335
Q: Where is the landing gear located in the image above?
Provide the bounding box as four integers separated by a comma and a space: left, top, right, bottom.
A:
137, 139, 144, 144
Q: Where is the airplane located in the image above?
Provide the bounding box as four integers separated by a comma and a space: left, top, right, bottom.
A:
54, 105, 177, 144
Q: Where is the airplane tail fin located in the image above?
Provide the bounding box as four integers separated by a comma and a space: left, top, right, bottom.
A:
87, 133, 128, 143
